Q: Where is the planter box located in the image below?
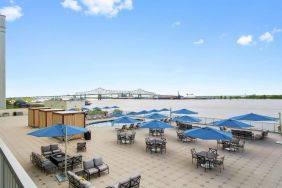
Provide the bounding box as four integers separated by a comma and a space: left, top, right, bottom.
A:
28, 107, 50, 127
38, 109, 64, 128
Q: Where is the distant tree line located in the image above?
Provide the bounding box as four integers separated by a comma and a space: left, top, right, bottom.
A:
216, 95, 282, 99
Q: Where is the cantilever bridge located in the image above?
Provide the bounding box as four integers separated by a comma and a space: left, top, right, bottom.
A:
75, 88, 156, 100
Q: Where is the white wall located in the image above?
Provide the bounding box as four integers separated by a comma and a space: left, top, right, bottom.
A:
0, 15, 5, 109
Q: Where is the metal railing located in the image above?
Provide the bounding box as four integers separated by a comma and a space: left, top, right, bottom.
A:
0, 138, 37, 188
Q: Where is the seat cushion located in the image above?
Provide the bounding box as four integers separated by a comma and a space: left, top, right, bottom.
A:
52, 149, 61, 154
97, 164, 108, 171
94, 157, 103, 166
86, 168, 99, 175
83, 160, 95, 170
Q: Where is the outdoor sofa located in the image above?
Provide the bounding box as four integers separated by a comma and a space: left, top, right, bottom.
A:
106, 174, 141, 188
67, 171, 95, 188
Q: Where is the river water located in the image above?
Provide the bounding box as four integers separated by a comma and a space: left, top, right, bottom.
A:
88, 99, 282, 131
88, 99, 282, 118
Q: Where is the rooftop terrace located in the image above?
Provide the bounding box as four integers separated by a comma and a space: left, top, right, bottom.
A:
1, 116, 282, 188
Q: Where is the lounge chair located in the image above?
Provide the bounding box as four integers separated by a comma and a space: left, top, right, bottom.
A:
83, 159, 99, 180
77, 142, 87, 152
67, 171, 95, 188
93, 157, 109, 176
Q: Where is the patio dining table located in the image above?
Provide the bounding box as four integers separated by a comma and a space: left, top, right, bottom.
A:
196, 151, 217, 168
146, 137, 166, 153
118, 132, 135, 144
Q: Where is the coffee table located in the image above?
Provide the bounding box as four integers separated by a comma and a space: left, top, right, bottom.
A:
50, 153, 70, 166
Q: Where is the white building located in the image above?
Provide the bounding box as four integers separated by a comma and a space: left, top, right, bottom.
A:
0, 15, 5, 109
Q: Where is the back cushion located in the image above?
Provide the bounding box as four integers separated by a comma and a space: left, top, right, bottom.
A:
83, 160, 94, 170
50, 144, 59, 150
42, 145, 50, 152
94, 157, 103, 166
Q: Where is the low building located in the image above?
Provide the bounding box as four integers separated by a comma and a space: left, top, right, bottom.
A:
44, 99, 85, 110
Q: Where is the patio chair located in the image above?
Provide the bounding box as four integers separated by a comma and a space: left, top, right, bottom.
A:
58, 157, 74, 172
130, 174, 141, 188
41, 145, 52, 158
196, 155, 208, 172
117, 133, 122, 144
77, 142, 87, 152
129, 132, 136, 144
217, 140, 223, 148
208, 148, 218, 156
145, 140, 153, 153
83, 159, 99, 180
72, 154, 83, 169
93, 157, 109, 176
237, 140, 245, 152
128, 124, 134, 130
214, 156, 225, 173
160, 142, 166, 154
50, 144, 62, 154
190, 148, 197, 164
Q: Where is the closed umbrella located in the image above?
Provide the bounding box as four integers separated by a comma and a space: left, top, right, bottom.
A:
81, 107, 90, 111
173, 116, 201, 123
103, 106, 111, 109
148, 109, 159, 113
172, 109, 198, 115
158, 108, 170, 112
211, 119, 252, 129
28, 124, 88, 182
112, 106, 119, 108
183, 127, 232, 140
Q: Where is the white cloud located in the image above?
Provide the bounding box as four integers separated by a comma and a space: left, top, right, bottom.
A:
80, 0, 133, 17
193, 39, 204, 45
259, 32, 273, 42
272, 28, 282, 34
236, 35, 253, 46
62, 0, 82, 11
0, 6, 23, 21
172, 21, 181, 28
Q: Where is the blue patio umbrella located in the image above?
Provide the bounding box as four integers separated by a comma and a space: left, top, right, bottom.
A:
231, 113, 277, 122
127, 111, 138, 116
172, 109, 198, 115
28, 124, 88, 181
173, 116, 201, 123
210, 119, 252, 129
183, 127, 232, 140
139, 120, 174, 129
148, 109, 159, 113
112, 106, 119, 108
158, 108, 170, 112
112, 116, 142, 125
81, 107, 90, 111
136, 110, 149, 115
68, 108, 76, 111
92, 107, 101, 110
112, 113, 125, 117
103, 106, 111, 109
145, 113, 167, 120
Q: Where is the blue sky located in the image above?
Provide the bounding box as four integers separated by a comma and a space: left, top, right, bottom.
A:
0, 0, 282, 97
